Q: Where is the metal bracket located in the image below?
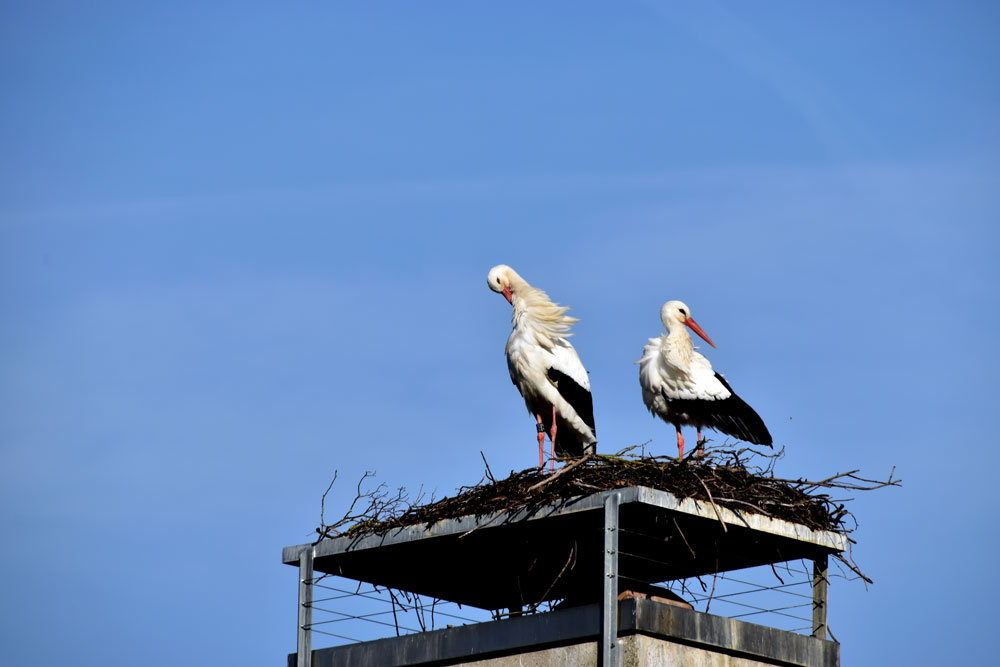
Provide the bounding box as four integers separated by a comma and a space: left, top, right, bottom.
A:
297, 547, 314, 667
602, 492, 621, 667
812, 555, 828, 640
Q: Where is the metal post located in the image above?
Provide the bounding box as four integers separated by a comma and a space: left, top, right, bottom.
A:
811, 554, 828, 640
602, 492, 621, 667
297, 547, 314, 667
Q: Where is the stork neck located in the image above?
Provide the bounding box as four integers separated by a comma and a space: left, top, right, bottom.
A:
512, 300, 548, 333
511, 301, 531, 325
509, 285, 576, 348
666, 325, 695, 361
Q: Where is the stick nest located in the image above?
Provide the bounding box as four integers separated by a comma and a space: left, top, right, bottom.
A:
317, 446, 898, 546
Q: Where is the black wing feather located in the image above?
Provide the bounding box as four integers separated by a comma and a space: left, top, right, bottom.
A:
546, 367, 596, 457
546, 367, 596, 433
661, 372, 772, 447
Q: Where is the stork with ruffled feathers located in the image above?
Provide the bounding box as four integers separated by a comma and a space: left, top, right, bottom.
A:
487, 265, 596, 470
639, 300, 772, 457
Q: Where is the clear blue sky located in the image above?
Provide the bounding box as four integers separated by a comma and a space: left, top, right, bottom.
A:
2, 2, 997, 665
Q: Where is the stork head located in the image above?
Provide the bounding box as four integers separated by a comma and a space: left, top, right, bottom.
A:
660, 300, 717, 348
487, 264, 516, 304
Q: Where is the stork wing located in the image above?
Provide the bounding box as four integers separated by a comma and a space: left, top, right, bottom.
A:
547, 367, 596, 434
661, 373, 772, 447
546, 339, 595, 434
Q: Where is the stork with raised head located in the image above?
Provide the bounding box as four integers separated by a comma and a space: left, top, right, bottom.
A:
487, 264, 597, 470
638, 300, 772, 457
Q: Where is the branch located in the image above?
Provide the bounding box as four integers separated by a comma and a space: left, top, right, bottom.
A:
693, 472, 728, 533
526, 454, 593, 493
480, 450, 496, 484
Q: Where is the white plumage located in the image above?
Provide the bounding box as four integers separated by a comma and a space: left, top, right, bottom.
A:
488, 265, 597, 469
639, 300, 772, 457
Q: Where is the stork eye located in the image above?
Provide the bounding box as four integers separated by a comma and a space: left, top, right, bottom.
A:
496, 277, 502, 285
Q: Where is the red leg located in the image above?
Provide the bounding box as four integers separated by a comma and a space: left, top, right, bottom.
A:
535, 414, 545, 469
697, 428, 704, 457
676, 427, 685, 459
549, 405, 558, 472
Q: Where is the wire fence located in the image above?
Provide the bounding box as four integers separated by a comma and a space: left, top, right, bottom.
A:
661, 559, 861, 638
664, 562, 820, 634
303, 575, 495, 649
300, 559, 859, 649
615, 522, 862, 638
299, 522, 860, 649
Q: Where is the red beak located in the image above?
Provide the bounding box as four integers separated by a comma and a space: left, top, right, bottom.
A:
684, 317, 717, 348
501, 286, 513, 304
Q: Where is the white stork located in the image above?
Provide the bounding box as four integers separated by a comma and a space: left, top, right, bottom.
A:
638, 300, 772, 457
487, 264, 597, 470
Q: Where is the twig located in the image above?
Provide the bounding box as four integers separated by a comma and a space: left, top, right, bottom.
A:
614, 441, 651, 457
704, 560, 719, 613
387, 588, 402, 637
672, 517, 696, 559
833, 552, 873, 585
458, 510, 507, 538
480, 451, 496, 484
320, 470, 338, 527
526, 454, 593, 493
525, 542, 577, 613
714, 496, 773, 517
694, 473, 728, 533
571, 481, 604, 491
799, 469, 861, 490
